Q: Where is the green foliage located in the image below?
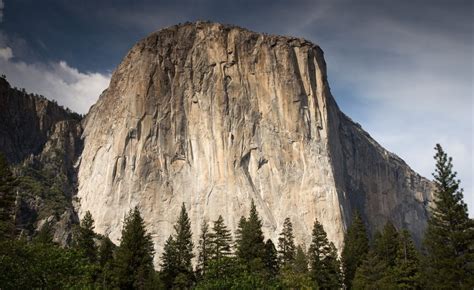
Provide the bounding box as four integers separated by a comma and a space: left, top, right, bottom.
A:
422, 144, 474, 289
278, 244, 313, 289
352, 247, 391, 289
341, 210, 369, 289
235, 199, 266, 266
0, 236, 92, 288
114, 206, 155, 289
294, 245, 309, 274
374, 222, 399, 268
97, 236, 116, 288
264, 239, 279, 277
160, 235, 178, 288
9, 146, 76, 243
278, 217, 296, 267
196, 257, 270, 289
353, 223, 423, 289
308, 219, 342, 289
1, 145, 472, 288
209, 215, 233, 279
0, 153, 17, 240
196, 219, 211, 279
391, 230, 421, 289
98, 235, 115, 267
34, 221, 55, 244
210, 215, 233, 263
75, 211, 97, 263
160, 203, 195, 288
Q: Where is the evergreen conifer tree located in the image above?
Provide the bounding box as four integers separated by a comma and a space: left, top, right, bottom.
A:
114, 206, 155, 289
264, 239, 279, 277
391, 229, 421, 289
294, 245, 309, 274
352, 247, 388, 289
98, 236, 115, 288
160, 235, 178, 288
205, 215, 233, 280
375, 222, 399, 268
341, 210, 369, 289
161, 203, 194, 288
235, 200, 266, 264
352, 223, 402, 288
308, 219, 342, 288
210, 215, 233, 263
196, 219, 211, 279
0, 153, 16, 240
279, 244, 313, 289
423, 144, 474, 288
278, 217, 296, 267
328, 242, 343, 288
98, 236, 114, 267
76, 211, 97, 262
175, 203, 195, 284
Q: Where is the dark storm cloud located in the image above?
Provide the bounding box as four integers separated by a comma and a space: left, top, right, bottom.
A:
0, 0, 472, 212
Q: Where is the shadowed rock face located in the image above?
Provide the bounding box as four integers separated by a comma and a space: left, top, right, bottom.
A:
0, 77, 80, 164
77, 22, 432, 264
0, 77, 83, 245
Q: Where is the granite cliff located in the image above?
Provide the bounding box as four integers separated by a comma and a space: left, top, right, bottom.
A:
0, 76, 82, 244
76, 22, 432, 264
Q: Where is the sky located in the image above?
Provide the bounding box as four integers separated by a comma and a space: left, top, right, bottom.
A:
0, 0, 472, 214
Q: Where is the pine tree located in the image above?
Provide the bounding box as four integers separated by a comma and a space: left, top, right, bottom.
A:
175, 203, 195, 284
161, 203, 194, 288
98, 236, 114, 267
328, 242, 343, 288
204, 215, 232, 280
279, 244, 313, 289
341, 210, 369, 289
352, 247, 389, 289
235, 200, 266, 264
0, 153, 16, 240
98, 236, 115, 288
375, 222, 399, 268
264, 239, 279, 277
196, 219, 211, 279
423, 144, 474, 288
278, 217, 296, 267
76, 211, 97, 263
114, 206, 155, 289
308, 219, 342, 288
391, 229, 421, 289
294, 245, 309, 274
352, 223, 401, 288
235, 215, 247, 249
210, 215, 233, 263
160, 235, 178, 288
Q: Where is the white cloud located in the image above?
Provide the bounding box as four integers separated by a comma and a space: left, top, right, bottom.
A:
311, 11, 474, 215
269, 1, 473, 216
0, 46, 110, 113
0, 46, 12, 60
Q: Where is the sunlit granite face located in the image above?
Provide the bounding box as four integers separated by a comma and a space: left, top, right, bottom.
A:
76, 22, 432, 266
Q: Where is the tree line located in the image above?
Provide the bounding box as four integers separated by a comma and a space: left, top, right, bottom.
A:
0, 144, 472, 289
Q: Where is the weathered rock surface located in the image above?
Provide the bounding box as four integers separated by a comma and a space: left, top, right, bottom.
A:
0, 77, 83, 244
0, 77, 81, 164
77, 22, 432, 264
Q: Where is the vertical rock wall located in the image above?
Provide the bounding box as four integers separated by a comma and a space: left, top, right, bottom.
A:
77, 22, 432, 264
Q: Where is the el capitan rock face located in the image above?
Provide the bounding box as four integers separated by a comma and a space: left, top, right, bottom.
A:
77, 22, 432, 264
